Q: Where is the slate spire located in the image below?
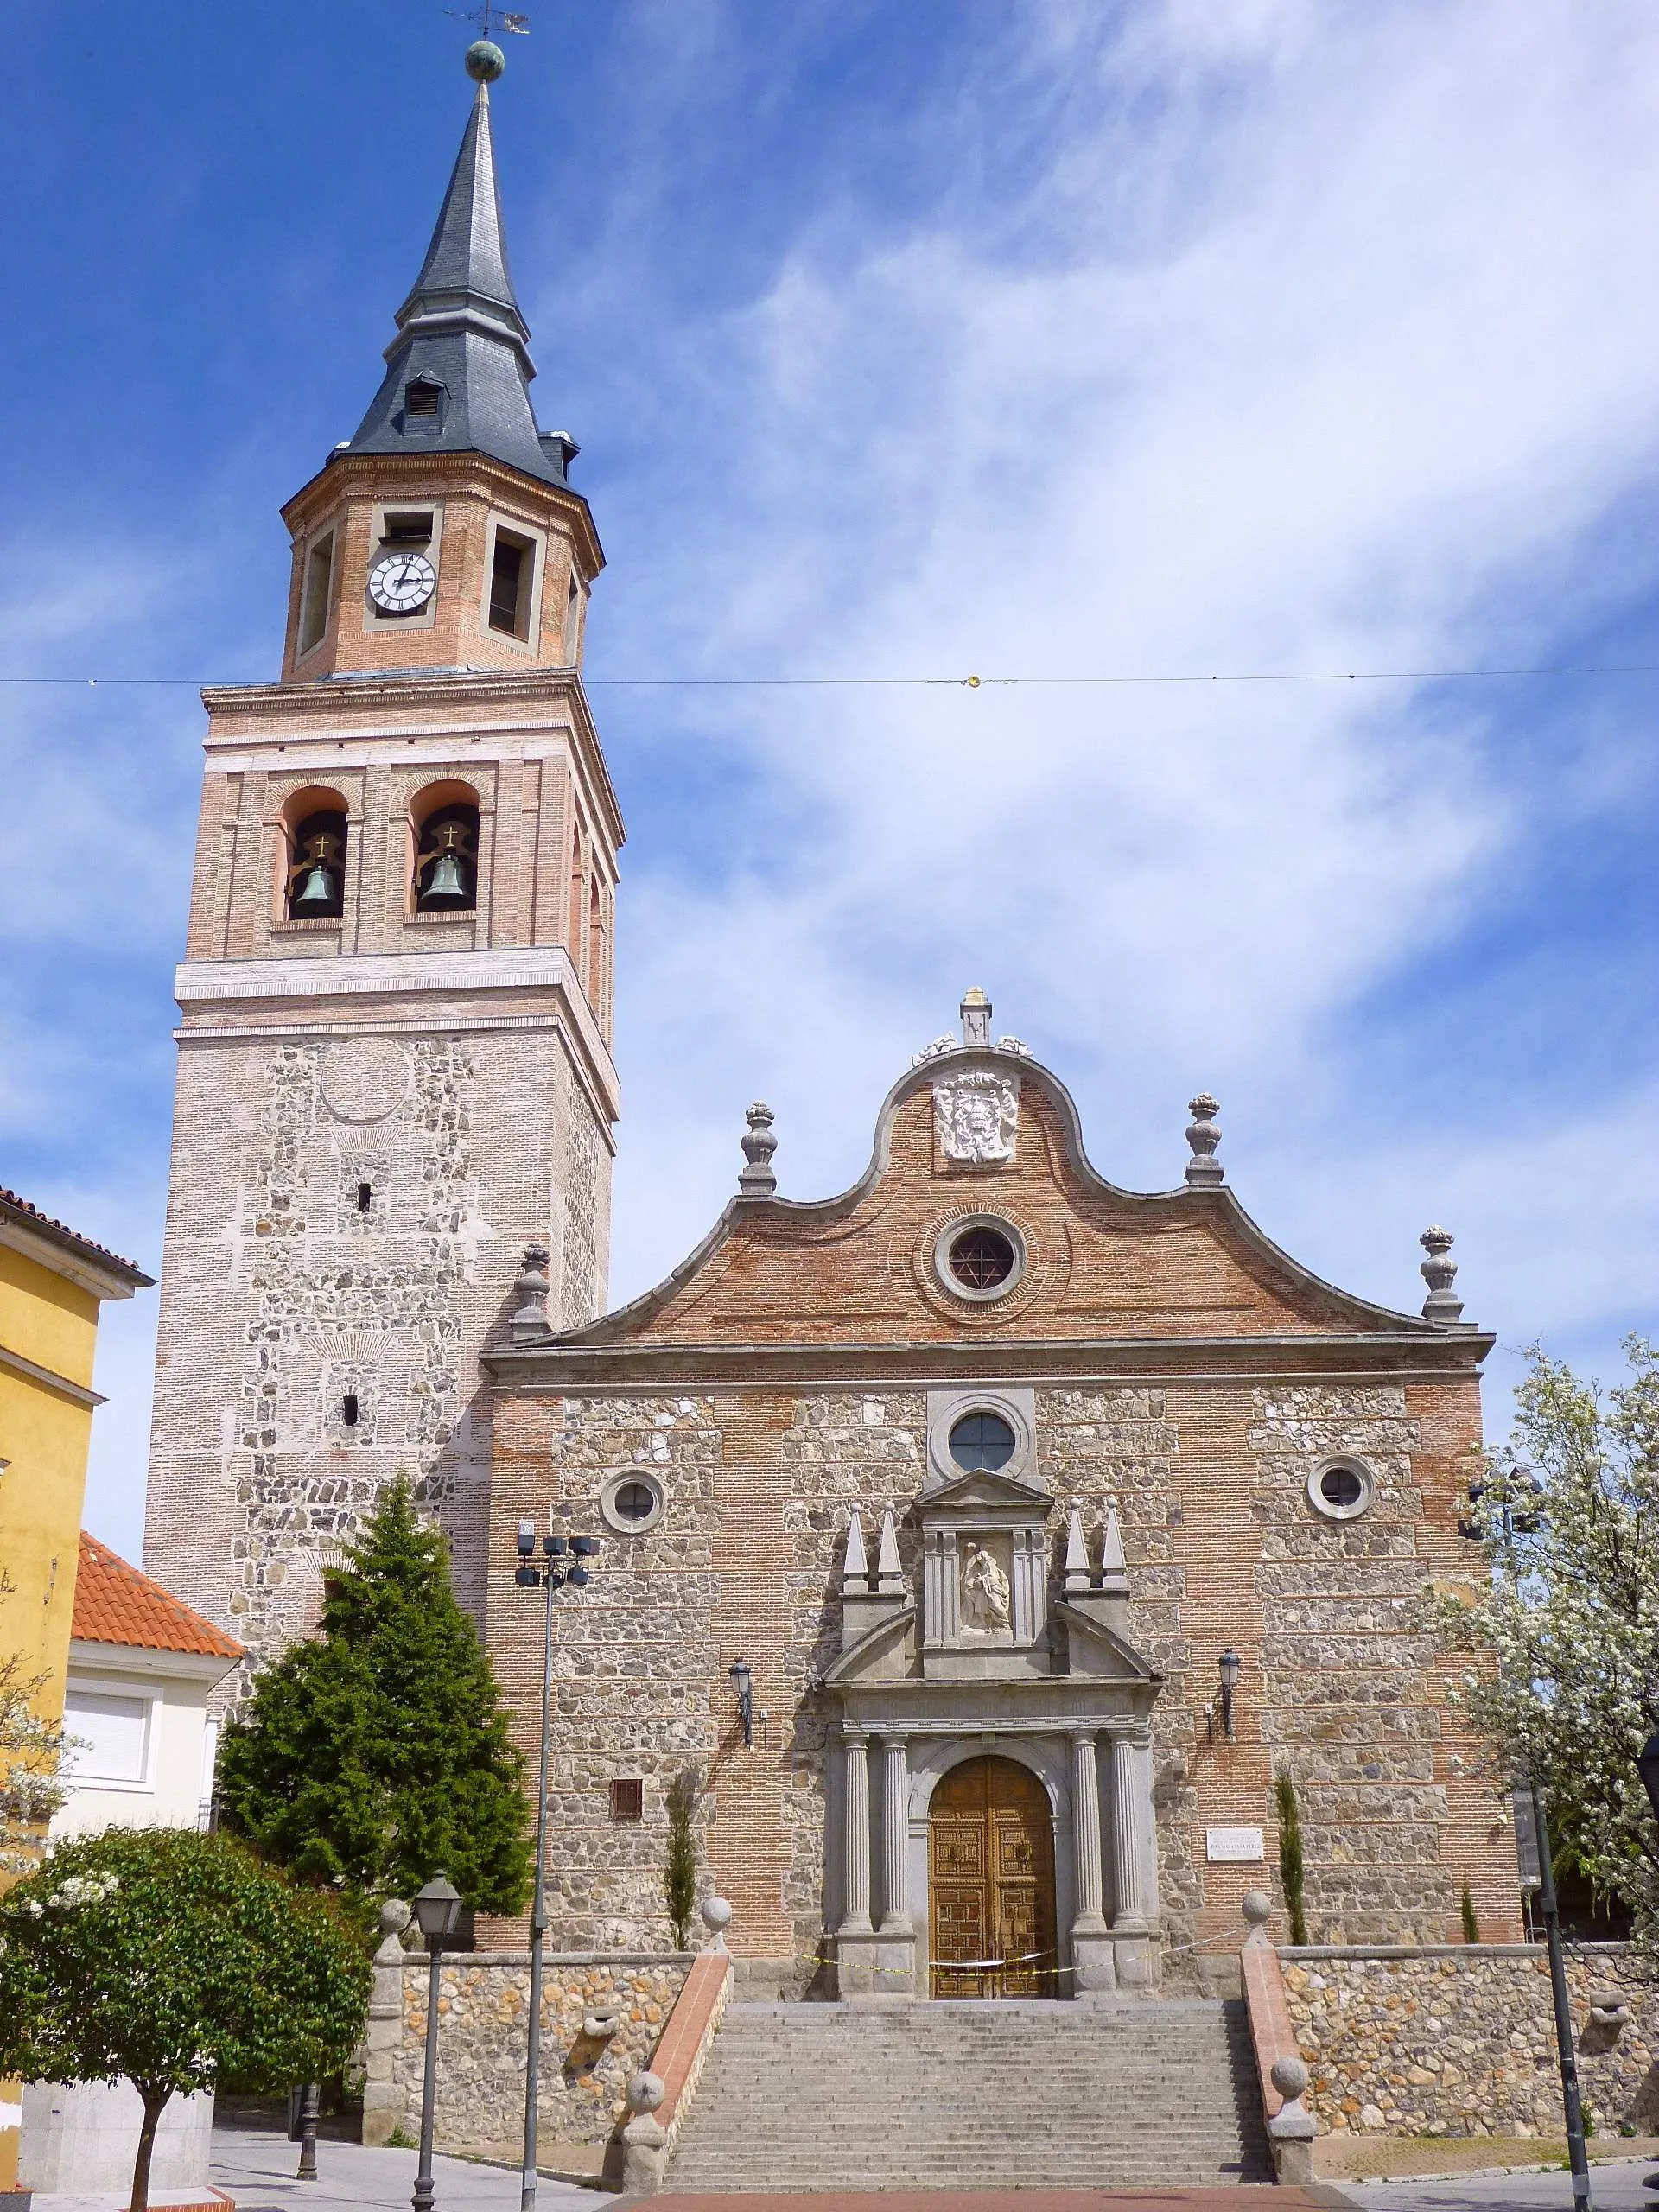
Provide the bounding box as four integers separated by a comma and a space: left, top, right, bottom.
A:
342, 48, 575, 488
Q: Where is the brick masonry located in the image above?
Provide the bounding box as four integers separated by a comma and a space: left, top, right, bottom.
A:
481, 1048, 1516, 1972
1283, 1945, 1659, 2137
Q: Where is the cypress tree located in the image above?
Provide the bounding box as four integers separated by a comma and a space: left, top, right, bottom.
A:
1460, 1883, 1481, 1943
217, 1481, 531, 1929
1274, 1770, 1308, 1945
664, 1770, 699, 1949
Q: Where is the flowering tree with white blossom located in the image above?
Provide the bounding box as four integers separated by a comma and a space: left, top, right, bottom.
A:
1427, 1338, 1659, 1942
0, 1827, 369, 2212
0, 1575, 73, 1879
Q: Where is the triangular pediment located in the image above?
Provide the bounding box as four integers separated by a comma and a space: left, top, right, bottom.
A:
1052, 1599, 1163, 1684
824, 1605, 916, 1687
920, 1466, 1052, 1518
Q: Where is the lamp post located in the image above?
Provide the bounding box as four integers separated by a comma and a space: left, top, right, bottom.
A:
410, 1873, 462, 2212
1217, 1649, 1241, 1743
513, 1522, 596, 2212
729, 1656, 754, 1748
1529, 1783, 1594, 2212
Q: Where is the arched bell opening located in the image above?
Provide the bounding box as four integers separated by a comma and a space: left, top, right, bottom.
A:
283, 789, 349, 921
410, 781, 480, 915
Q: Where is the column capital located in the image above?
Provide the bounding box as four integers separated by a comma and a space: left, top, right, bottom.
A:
875, 1728, 909, 1751
1068, 1726, 1100, 1750
842, 1725, 869, 1749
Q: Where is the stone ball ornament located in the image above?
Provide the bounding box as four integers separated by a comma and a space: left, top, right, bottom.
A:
1241, 1889, 1274, 1928
626, 2070, 666, 2115
700, 1895, 734, 1936
466, 38, 506, 80
1270, 2055, 1310, 2101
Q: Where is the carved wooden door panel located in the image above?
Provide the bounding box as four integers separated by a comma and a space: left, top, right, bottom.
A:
929, 1755, 1057, 1997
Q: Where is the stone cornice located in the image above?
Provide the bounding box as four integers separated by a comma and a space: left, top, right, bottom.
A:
279, 447, 604, 577
485, 1329, 1495, 1391
200, 667, 622, 852
174, 946, 620, 1123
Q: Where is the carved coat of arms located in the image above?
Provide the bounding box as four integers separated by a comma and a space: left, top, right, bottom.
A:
933, 1071, 1020, 1165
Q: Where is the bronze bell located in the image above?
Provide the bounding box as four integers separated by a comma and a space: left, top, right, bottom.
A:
289, 832, 341, 913
292, 860, 337, 910
416, 820, 475, 911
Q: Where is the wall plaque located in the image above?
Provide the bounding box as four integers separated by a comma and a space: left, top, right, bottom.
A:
1205, 1826, 1265, 1864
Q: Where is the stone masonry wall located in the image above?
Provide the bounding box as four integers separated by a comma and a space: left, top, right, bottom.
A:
144, 1017, 610, 1678
1284, 1945, 1659, 2137
393, 1953, 689, 2152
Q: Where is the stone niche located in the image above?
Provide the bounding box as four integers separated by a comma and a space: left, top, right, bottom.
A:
919, 1471, 1052, 1676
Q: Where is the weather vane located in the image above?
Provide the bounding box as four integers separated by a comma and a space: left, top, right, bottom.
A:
446, 4, 530, 37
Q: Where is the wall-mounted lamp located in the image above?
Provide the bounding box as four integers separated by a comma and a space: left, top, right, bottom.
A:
1217, 1648, 1241, 1743
729, 1656, 754, 1747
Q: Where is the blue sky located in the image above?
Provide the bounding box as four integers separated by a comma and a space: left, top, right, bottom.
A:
3, 0, 1654, 1562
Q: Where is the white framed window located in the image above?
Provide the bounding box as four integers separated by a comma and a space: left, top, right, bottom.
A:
481, 513, 545, 648
1307, 1457, 1376, 1522
932, 1214, 1027, 1304
600, 1471, 666, 1535
297, 526, 336, 657
61, 1688, 156, 1789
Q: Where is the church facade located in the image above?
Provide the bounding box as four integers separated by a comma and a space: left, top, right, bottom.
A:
141, 47, 1522, 2001
482, 995, 1515, 1991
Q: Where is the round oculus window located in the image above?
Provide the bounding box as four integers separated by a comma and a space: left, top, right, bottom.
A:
950, 1410, 1016, 1472
1306, 1459, 1374, 1522
949, 1226, 1015, 1291
600, 1471, 665, 1535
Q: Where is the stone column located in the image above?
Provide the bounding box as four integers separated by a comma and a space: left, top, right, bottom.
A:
1109, 1727, 1147, 1931
878, 1734, 911, 1933
1069, 1730, 1115, 1997
840, 1731, 872, 1935
1109, 1725, 1157, 1990
1071, 1732, 1106, 1930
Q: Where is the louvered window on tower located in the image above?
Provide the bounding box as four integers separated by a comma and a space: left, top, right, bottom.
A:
404, 379, 442, 421
488, 528, 533, 638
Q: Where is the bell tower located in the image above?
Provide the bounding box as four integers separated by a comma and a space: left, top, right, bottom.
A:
143, 41, 620, 1660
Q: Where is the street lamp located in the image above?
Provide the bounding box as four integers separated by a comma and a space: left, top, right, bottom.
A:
1217, 1649, 1241, 1743
729, 1656, 754, 1748
512, 1521, 597, 2212
410, 1873, 462, 2212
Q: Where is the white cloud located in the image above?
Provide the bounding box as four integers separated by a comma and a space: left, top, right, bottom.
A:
593, 0, 1659, 1391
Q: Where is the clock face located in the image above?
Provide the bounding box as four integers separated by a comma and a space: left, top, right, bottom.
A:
367, 550, 436, 614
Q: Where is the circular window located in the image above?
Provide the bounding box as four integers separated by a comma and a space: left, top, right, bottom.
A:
950, 1411, 1016, 1472
949, 1227, 1015, 1290
1306, 1458, 1374, 1522
932, 1214, 1027, 1304
600, 1471, 665, 1536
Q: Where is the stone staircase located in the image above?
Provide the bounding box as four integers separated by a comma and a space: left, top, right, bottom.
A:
666, 1997, 1271, 2191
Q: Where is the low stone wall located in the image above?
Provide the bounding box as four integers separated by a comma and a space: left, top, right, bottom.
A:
1282, 1943, 1659, 2138
390, 1951, 692, 2152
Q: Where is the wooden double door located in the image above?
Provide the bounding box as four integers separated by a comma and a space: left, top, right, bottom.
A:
928, 1754, 1058, 1998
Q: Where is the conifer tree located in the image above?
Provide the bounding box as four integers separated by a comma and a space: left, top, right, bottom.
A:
1274, 1770, 1308, 1945
217, 1481, 531, 1928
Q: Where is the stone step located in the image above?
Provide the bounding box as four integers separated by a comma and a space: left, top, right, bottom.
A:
667, 1995, 1270, 2192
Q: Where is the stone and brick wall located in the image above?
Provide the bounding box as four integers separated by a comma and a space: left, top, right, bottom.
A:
485, 1360, 1512, 1966
144, 1015, 612, 1672
1283, 1944, 1659, 2137
391, 1953, 690, 2152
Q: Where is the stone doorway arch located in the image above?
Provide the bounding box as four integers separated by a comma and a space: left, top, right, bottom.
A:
928, 1753, 1058, 1998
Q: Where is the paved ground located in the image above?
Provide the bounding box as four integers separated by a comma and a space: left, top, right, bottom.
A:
1343, 2156, 1659, 2210
209, 2123, 594, 2212
205, 2125, 1659, 2212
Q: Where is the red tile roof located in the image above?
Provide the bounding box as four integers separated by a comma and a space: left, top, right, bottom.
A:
0, 1188, 152, 1287
72, 1534, 244, 1661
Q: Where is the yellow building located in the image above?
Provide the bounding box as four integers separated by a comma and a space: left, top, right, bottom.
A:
0, 1184, 151, 2185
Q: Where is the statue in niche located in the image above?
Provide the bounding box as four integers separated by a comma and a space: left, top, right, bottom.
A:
960, 1543, 1012, 1635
